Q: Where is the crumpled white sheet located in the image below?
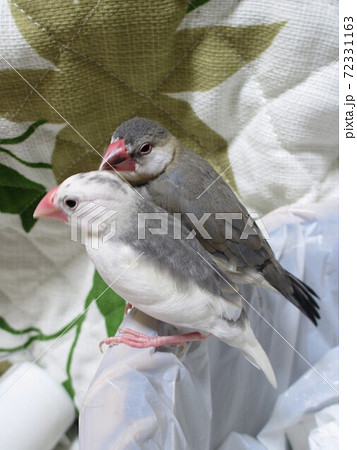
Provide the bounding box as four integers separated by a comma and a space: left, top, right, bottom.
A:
79, 201, 338, 449
308, 404, 339, 450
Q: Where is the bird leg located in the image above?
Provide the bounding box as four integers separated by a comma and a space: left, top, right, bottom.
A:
99, 328, 209, 352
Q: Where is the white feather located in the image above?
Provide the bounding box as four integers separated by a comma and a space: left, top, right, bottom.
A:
120, 140, 176, 184
87, 238, 276, 387
87, 240, 226, 330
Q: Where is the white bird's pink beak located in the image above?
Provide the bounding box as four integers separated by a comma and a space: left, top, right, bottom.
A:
33, 186, 68, 222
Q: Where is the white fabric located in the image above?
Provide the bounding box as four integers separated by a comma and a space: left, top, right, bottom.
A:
174, 0, 339, 214
0, 0, 57, 71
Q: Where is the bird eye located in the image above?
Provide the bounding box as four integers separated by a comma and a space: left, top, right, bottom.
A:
64, 198, 77, 209
140, 143, 152, 155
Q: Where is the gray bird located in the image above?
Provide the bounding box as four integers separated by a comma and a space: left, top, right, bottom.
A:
34, 171, 277, 387
100, 117, 320, 325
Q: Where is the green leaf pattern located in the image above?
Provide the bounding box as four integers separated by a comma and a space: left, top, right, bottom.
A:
0, 269, 125, 401
1, 0, 284, 187
0, 161, 47, 232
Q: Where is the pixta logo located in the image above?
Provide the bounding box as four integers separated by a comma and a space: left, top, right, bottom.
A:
70, 206, 270, 249
137, 212, 270, 240
70, 202, 117, 249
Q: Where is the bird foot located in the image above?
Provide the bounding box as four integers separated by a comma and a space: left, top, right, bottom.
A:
99, 328, 209, 352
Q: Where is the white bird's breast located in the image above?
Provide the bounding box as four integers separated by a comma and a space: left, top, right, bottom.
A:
86, 239, 227, 331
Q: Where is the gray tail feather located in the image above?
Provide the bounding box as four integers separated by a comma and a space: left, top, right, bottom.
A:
285, 271, 320, 326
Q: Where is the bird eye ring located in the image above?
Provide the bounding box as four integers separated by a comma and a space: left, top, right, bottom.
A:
140, 143, 152, 154
64, 198, 78, 209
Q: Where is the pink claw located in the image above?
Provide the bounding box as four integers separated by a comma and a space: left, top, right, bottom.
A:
99, 329, 209, 352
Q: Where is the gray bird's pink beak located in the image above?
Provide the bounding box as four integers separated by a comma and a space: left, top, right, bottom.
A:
33, 186, 68, 222
99, 139, 136, 172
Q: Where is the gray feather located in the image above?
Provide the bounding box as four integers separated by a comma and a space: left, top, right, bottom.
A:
112, 117, 170, 148
137, 149, 320, 324
118, 197, 239, 304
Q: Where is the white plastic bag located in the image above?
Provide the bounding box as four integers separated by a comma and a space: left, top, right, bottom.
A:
79, 202, 338, 449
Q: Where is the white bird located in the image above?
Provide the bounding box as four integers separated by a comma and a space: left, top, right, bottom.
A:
34, 171, 277, 387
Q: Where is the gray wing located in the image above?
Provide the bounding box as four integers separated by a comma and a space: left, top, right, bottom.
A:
124, 201, 240, 305
140, 149, 277, 280
138, 149, 320, 325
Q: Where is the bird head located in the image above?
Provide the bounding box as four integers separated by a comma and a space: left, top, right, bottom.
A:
33, 171, 136, 236
100, 117, 180, 185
